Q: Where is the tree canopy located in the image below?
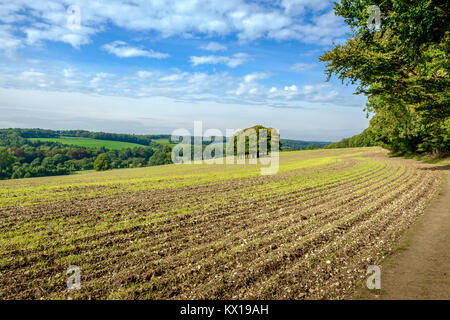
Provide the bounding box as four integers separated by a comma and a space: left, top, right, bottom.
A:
231, 125, 282, 157
320, 0, 449, 155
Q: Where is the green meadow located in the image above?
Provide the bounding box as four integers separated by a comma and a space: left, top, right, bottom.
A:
28, 137, 146, 150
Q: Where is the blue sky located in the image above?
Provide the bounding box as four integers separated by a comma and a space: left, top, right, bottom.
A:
0, 0, 369, 141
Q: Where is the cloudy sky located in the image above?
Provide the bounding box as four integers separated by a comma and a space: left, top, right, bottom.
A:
0, 0, 369, 141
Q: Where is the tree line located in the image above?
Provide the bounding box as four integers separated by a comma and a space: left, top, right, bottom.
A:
324, 129, 375, 149
0, 129, 173, 180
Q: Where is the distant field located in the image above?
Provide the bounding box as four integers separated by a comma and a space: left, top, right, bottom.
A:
28, 137, 146, 150
152, 138, 174, 146
0, 147, 443, 299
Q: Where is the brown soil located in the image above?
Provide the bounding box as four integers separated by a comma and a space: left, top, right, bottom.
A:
0, 151, 445, 300
365, 166, 450, 300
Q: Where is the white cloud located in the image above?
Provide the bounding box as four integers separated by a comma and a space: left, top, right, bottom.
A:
0, 87, 370, 141
299, 49, 321, 56
89, 72, 109, 86
281, 0, 330, 15
302, 84, 314, 94
137, 70, 159, 79
230, 72, 271, 97
244, 72, 270, 83
0, 0, 347, 54
290, 62, 316, 72
200, 42, 227, 52
0, 25, 23, 57
23, 24, 95, 49
20, 71, 46, 78
233, 83, 247, 96
16, 70, 50, 88
63, 68, 75, 78
234, 11, 292, 40
248, 88, 258, 95
159, 73, 187, 82
102, 40, 169, 59
0, 64, 366, 110
284, 85, 298, 91
266, 10, 347, 45
190, 53, 250, 67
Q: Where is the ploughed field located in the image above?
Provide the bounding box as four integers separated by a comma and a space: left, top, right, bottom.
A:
0, 147, 443, 299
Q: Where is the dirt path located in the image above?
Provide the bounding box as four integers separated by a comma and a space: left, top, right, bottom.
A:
371, 166, 450, 299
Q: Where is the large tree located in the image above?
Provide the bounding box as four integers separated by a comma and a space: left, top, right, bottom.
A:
320, 0, 449, 155
231, 125, 281, 157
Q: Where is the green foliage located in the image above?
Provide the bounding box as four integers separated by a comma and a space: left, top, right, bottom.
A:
325, 129, 375, 149
231, 125, 281, 156
0, 129, 167, 180
0, 147, 15, 179
320, 0, 449, 155
148, 145, 173, 166
94, 154, 110, 171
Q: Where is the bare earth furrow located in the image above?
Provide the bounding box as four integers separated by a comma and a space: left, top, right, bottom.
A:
0, 149, 443, 300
